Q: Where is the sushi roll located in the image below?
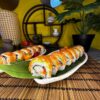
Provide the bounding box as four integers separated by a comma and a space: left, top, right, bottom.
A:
0, 56, 6, 64
13, 50, 24, 61
21, 48, 32, 60
48, 54, 61, 75
50, 51, 67, 71
1, 52, 16, 64
60, 48, 73, 65
29, 55, 53, 78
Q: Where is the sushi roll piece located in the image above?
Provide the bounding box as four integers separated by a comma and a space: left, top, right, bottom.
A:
48, 54, 61, 75
60, 48, 73, 66
0, 56, 6, 64
72, 47, 80, 60
32, 46, 40, 52
74, 45, 84, 57
50, 51, 67, 71
31, 46, 41, 57
29, 55, 53, 78
13, 50, 24, 61
66, 48, 77, 63
37, 45, 46, 55
27, 47, 35, 57
1, 52, 16, 64
21, 48, 32, 60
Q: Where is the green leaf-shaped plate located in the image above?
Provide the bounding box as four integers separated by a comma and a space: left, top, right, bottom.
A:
0, 61, 34, 79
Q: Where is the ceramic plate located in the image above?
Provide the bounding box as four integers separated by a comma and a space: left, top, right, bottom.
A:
34, 53, 88, 84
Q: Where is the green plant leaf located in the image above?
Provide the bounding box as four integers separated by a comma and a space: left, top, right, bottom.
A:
56, 1, 100, 22
86, 13, 100, 32
64, 0, 83, 10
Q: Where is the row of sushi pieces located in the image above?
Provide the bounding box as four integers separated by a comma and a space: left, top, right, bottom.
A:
0, 45, 46, 65
29, 45, 84, 78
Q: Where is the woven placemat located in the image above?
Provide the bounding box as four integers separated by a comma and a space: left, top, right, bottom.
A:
0, 57, 100, 100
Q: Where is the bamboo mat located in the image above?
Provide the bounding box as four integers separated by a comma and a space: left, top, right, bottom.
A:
0, 57, 100, 100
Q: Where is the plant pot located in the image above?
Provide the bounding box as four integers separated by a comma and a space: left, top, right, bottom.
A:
72, 34, 95, 52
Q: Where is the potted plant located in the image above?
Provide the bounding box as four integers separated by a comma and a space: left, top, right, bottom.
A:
56, 0, 100, 52
73, 12, 100, 52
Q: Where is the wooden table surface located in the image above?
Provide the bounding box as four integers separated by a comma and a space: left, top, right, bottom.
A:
0, 57, 100, 100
